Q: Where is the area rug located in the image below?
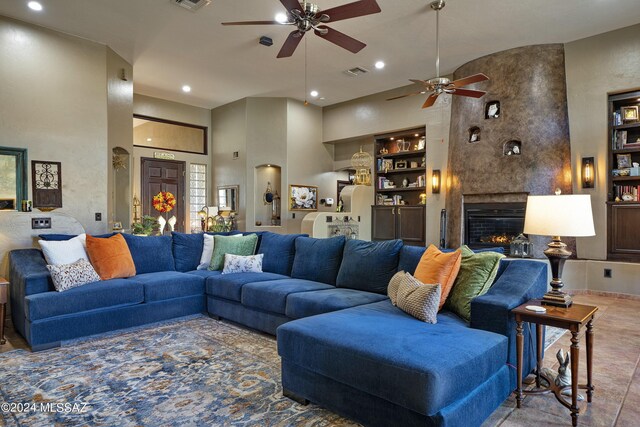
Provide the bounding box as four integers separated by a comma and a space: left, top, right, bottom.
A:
0, 315, 357, 427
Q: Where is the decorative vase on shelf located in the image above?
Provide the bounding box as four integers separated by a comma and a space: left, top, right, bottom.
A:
157, 216, 166, 235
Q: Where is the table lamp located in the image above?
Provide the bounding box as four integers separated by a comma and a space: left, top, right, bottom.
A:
523, 191, 595, 307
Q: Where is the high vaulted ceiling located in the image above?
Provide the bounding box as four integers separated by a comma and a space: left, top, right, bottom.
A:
2, 0, 640, 109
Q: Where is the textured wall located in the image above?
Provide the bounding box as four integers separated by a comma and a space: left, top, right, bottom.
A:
445, 44, 573, 253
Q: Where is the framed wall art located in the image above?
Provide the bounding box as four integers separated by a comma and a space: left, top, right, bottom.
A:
289, 185, 318, 211
31, 160, 62, 211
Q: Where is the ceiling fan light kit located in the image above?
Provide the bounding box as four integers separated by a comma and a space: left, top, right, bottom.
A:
222, 0, 381, 58
387, 0, 490, 108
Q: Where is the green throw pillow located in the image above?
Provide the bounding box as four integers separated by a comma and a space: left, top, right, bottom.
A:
445, 245, 505, 322
208, 234, 259, 271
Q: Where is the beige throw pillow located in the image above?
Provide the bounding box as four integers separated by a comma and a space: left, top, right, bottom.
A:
387, 271, 406, 306
396, 273, 441, 324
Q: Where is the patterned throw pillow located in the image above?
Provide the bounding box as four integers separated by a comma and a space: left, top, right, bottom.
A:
47, 258, 101, 292
387, 271, 406, 306
396, 273, 441, 324
222, 254, 264, 274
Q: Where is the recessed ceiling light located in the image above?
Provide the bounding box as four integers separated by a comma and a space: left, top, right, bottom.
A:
146, 138, 152, 142
414, 133, 419, 137
390, 137, 395, 141
27, 1, 43, 11
310, 90, 319, 97
182, 85, 191, 93
374, 61, 385, 69
319, 97, 325, 101
275, 13, 288, 23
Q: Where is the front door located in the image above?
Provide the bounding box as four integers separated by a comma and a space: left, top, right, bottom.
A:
141, 158, 185, 233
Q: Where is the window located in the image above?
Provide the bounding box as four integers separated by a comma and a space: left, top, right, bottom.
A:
0, 147, 28, 210
189, 163, 207, 233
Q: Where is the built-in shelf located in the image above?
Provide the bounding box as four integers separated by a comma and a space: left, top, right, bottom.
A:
376, 149, 425, 159
606, 201, 640, 205
613, 146, 640, 154
377, 167, 425, 175
377, 187, 426, 193
613, 122, 640, 130
612, 176, 640, 182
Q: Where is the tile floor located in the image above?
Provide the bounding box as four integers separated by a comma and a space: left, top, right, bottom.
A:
1, 294, 638, 426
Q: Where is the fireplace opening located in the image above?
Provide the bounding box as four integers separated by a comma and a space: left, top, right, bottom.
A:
464, 202, 526, 255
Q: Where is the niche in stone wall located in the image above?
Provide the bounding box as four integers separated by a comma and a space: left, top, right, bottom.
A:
254, 164, 282, 227
468, 126, 481, 143
503, 140, 522, 156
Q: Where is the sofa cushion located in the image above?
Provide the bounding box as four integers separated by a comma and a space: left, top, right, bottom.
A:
398, 245, 426, 274
414, 245, 462, 310
257, 232, 306, 276
86, 234, 136, 280
205, 272, 289, 302
186, 270, 223, 279
445, 246, 505, 322
25, 279, 143, 321
291, 236, 345, 285
241, 279, 333, 315
277, 300, 508, 417
285, 288, 388, 319
38, 233, 116, 241
129, 271, 205, 302
336, 239, 403, 294
209, 234, 259, 271
171, 232, 203, 272
122, 234, 175, 274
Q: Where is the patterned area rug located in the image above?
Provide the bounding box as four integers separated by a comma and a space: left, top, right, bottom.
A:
0, 316, 357, 427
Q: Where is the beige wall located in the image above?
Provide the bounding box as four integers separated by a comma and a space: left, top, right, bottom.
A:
0, 16, 109, 235
322, 87, 452, 246
565, 24, 640, 260
132, 94, 212, 232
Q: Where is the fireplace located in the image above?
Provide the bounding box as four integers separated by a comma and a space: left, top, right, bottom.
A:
464, 203, 526, 254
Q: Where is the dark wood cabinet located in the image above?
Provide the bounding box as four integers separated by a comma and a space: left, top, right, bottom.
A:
372, 127, 427, 246
607, 91, 640, 261
372, 205, 425, 246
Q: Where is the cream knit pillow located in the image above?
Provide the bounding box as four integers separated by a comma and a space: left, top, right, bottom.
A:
396, 273, 441, 324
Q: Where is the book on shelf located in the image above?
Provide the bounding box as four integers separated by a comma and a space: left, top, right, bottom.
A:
613, 111, 623, 126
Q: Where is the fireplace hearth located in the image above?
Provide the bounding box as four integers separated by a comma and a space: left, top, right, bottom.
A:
464, 203, 526, 255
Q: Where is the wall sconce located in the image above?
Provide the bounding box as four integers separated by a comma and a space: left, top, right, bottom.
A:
431, 170, 441, 194
582, 157, 595, 189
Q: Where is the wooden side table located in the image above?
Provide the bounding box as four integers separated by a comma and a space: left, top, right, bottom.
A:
513, 300, 598, 427
0, 277, 7, 345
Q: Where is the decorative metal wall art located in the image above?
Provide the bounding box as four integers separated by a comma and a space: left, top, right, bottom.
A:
31, 160, 62, 211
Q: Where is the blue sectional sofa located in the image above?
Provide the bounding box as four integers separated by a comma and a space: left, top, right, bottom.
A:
9, 231, 547, 426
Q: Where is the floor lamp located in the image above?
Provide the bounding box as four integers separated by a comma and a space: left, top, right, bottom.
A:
523, 192, 595, 307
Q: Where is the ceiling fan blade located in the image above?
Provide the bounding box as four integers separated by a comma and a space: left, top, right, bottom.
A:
422, 94, 439, 109
222, 20, 284, 26
450, 73, 489, 88
387, 92, 427, 101
314, 26, 366, 54
322, 0, 382, 23
277, 31, 305, 58
451, 88, 486, 98
280, 0, 302, 13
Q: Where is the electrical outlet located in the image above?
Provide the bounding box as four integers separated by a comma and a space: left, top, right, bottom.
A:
31, 217, 51, 229
95, 213, 102, 221
604, 269, 612, 278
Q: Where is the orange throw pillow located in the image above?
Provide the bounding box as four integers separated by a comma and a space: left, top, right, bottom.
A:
413, 245, 462, 310
86, 234, 136, 280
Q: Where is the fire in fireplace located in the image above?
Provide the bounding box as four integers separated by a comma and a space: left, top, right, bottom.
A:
464, 203, 526, 254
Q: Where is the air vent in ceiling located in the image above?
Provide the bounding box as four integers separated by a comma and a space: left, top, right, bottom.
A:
344, 66, 369, 77
171, 0, 211, 12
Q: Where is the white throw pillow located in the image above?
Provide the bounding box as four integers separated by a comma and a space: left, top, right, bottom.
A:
38, 234, 88, 266
47, 258, 101, 292
197, 233, 243, 270
222, 253, 264, 274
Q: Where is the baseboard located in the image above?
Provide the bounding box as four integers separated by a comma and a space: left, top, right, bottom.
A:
570, 289, 640, 301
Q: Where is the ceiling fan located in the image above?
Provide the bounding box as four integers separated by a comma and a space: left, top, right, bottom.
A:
388, 0, 489, 108
222, 0, 381, 58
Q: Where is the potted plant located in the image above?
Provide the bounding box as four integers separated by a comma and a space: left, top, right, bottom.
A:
131, 215, 159, 236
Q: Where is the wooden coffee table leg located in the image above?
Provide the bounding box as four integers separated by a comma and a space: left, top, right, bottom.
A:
0, 301, 5, 345
516, 319, 524, 408
570, 330, 580, 427
536, 324, 543, 388
586, 319, 594, 403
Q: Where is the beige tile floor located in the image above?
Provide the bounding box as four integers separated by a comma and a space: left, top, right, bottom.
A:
1, 294, 638, 426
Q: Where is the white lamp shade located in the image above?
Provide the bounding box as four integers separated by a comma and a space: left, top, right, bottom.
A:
523, 194, 595, 237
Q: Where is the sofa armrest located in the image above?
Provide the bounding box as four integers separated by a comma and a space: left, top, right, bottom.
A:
470, 259, 548, 386
9, 249, 52, 296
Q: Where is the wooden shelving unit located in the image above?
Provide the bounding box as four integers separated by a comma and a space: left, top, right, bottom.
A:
607, 90, 640, 261
372, 127, 427, 246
